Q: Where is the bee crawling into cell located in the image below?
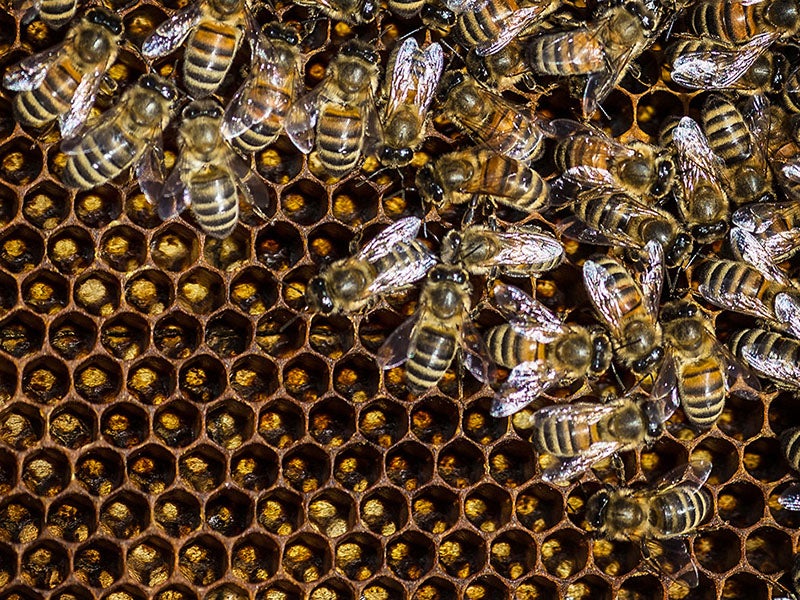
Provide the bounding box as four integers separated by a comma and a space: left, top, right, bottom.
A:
11, 0, 79, 28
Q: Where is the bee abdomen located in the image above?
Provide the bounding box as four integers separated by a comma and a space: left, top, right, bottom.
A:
651, 486, 711, 535
184, 24, 240, 97
317, 107, 362, 177
406, 325, 457, 393
486, 324, 540, 368
40, 0, 78, 28
231, 121, 279, 153
679, 357, 726, 428
780, 427, 800, 472
528, 32, 601, 75
388, 0, 424, 19
15, 64, 78, 126
189, 172, 239, 239
702, 98, 751, 164
456, 1, 511, 47
63, 129, 140, 188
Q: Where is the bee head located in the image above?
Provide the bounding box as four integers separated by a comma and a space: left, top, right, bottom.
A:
341, 40, 379, 65
632, 345, 664, 374
437, 70, 465, 103
182, 99, 223, 121
264, 22, 299, 46
420, 2, 456, 28
415, 165, 445, 207
588, 327, 612, 378
666, 233, 693, 268
585, 490, 610, 530
306, 277, 335, 314
765, 0, 799, 33
358, 0, 379, 23
379, 146, 414, 168
640, 399, 666, 439
140, 74, 179, 104
660, 299, 695, 322
86, 7, 123, 35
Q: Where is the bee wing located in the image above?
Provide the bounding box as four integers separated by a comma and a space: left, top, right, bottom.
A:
59, 68, 105, 140
368, 249, 437, 295
3, 43, 65, 91
285, 85, 323, 154
558, 217, 615, 246
582, 43, 638, 117
737, 336, 800, 383
11, 0, 41, 23
474, 5, 551, 56
653, 458, 712, 492
671, 32, 779, 90
672, 117, 724, 180
142, 2, 203, 58
135, 143, 165, 206
443, 0, 489, 14
640, 240, 664, 319
359, 216, 424, 262
489, 360, 563, 417
229, 151, 273, 219
478, 229, 564, 275
731, 201, 800, 234
377, 315, 417, 369
543, 441, 622, 484
361, 90, 384, 157
157, 162, 191, 221
742, 93, 771, 164
583, 257, 628, 335
730, 227, 790, 286
387, 39, 444, 120
651, 352, 680, 419
60, 96, 129, 153
642, 538, 699, 589
543, 119, 637, 159
462, 320, 497, 384
774, 293, 800, 339
715, 341, 761, 400
492, 282, 564, 342
551, 165, 625, 205
778, 482, 800, 511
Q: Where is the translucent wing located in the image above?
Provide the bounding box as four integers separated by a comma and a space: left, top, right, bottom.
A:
157, 163, 190, 220
471, 228, 564, 275
3, 43, 65, 91
544, 119, 638, 159
640, 240, 665, 319
462, 320, 497, 384
443, 0, 489, 14
738, 339, 800, 383
360, 89, 384, 157
730, 227, 790, 286
489, 360, 563, 417
672, 117, 724, 180
583, 43, 638, 117
368, 246, 437, 295
774, 293, 800, 339
141, 2, 203, 58
135, 143, 165, 206
285, 85, 323, 153
475, 5, 551, 56
651, 352, 680, 419
531, 399, 623, 432
583, 257, 630, 336
59, 68, 104, 139
652, 458, 712, 491
696, 278, 775, 320
415, 42, 445, 112
377, 315, 417, 369
778, 482, 800, 511
229, 151, 273, 219
732, 201, 800, 234
543, 441, 622, 484
717, 341, 761, 400
359, 216, 424, 262
642, 538, 699, 589
558, 218, 615, 246
492, 282, 564, 342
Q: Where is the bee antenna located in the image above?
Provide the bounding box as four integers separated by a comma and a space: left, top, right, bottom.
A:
279, 312, 303, 333
440, 40, 464, 69
610, 361, 625, 389
397, 25, 425, 42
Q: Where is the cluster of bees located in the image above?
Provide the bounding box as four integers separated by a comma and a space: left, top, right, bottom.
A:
6, 0, 800, 590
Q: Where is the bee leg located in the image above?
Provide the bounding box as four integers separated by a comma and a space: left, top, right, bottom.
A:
610, 453, 627, 483
461, 197, 480, 228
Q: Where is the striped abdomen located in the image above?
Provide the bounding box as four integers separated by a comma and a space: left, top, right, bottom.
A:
485, 324, 544, 368
650, 485, 711, 536
554, 136, 613, 172
188, 167, 239, 239
456, 107, 543, 162
405, 323, 458, 393
781, 427, 800, 472
40, 0, 78, 29
388, 0, 425, 18
456, 0, 517, 48
184, 21, 242, 97
14, 59, 81, 127
575, 195, 661, 248
689, 0, 760, 43
528, 30, 604, 75
677, 356, 726, 429
63, 124, 145, 189
532, 409, 602, 457
693, 259, 775, 314
370, 239, 434, 285
728, 328, 800, 389
231, 83, 292, 152
475, 153, 548, 212
702, 96, 751, 164
316, 104, 363, 178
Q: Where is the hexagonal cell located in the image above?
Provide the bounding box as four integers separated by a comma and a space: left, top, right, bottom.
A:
22, 357, 69, 404
387, 531, 434, 581
386, 441, 434, 491
513, 576, 559, 600
283, 533, 331, 583
309, 397, 356, 447
125, 270, 174, 315
74, 185, 122, 228
769, 481, 800, 528
331, 179, 379, 226
153, 312, 202, 359
281, 179, 327, 225
490, 440, 535, 488
177, 267, 224, 314
205, 310, 253, 358
22, 181, 69, 230
153, 400, 201, 448
73, 271, 121, 317
205, 488, 253, 537
542, 529, 589, 578
51, 585, 95, 600
690, 436, 739, 486
229, 533, 279, 584
48, 227, 94, 274
229, 266, 278, 316
74, 539, 123, 588
74, 355, 122, 403
21, 448, 70, 497
128, 444, 176, 494
20, 541, 69, 590
720, 573, 769, 600
49, 312, 97, 360
617, 575, 664, 600
151, 490, 199, 539
255, 137, 303, 184
101, 402, 149, 449
308, 578, 354, 600
100, 312, 150, 360
204, 226, 251, 271
230, 443, 278, 491
360, 486, 408, 536
230, 354, 279, 400
75, 449, 124, 496
0, 180, 18, 227
283, 444, 330, 493
282, 266, 314, 310
640, 437, 689, 484
256, 308, 306, 358
0, 586, 41, 600
100, 226, 147, 272
0, 448, 18, 495
127, 357, 176, 405
412, 578, 457, 600
46, 493, 96, 543
283, 353, 329, 403
358, 308, 404, 354
100, 584, 149, 600
592, 538, 639, 578
308, 315, 353, 360
464, 483, 512, 533
718, 395, 763, 441
257, 489, 303, 536
334, 355, 379, 404
125, 190, 162, 230
333, 443, 381, 492
0, 139, 43, 185
0, 271, 17, 314
178, 535, 228, 586
693, 527, 741, 574
206, 398, 254, 450
0, 357, 16, 405
178, 445, 225, 493
743, 437, 786, 482
719, 480, 765, 528
309, 489, 356, 538
406, 396, 456, 446
49, 402, 94, 450
179, 354, 227, 403
636, 91, 685, 138
21, 270, 68, 314
151, 224, 200, 272
564, 575, 611, 600
438, 529, 487, 579
255, 222, 304, 272
359, 398, 408, 448
307, 222, 351, 266
335, 533, 382, 581
0, 402, 44, 449
255, 580, 301, 600
412, 485, 458, 534
0, 310, 45, 358
361, 578, 405, 600
464, 575, 509, 600
490, 530, 536, 581
0, 494, 43, 543
438, 439, 485, 489
127, 537, 174, 588
745, 527, 792, 575
258, 399, 304, 448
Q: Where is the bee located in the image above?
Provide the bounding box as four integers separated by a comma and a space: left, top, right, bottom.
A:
548, 119, 675, 200
691, 228, 800, 339
655, 299, 760, 430
220, 22, 303, 154
732, 201, 800, 263
12, 0, 78, 29
379, 38, 444, 168
377, 262, 494, 395
583, 240, 665, 376
689, 0, 800, 43
415, 146, 549, 216
586, 460, 713, 588
527, 391, 672, 484
306, 216, 437, 315
453, 0, 556, 57
782, 427, 800, 474
728, 328, 800, 391
141, 0, 254, 98
155, 99, 272, 239
2, 7, 123, 138
784, 64, 800, 113
437, 71, 547, 162
441, 224, 563, 278
294, 0, 378, 24
552, 167, 692, 267
61, 74, 177, 193
667, 116, 730, 243
465, 40, 536, 91
286, 40, 382, 180
486, 282, 612, 418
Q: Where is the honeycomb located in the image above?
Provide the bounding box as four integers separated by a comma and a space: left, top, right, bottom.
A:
0, 0, 799, 598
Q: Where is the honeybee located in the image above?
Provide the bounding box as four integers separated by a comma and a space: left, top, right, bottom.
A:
465, 40, 536, 91
61, 74, 177, 193
415, 146, 549, 216
586, 460, 713, 588
441, 224, 563, 278
667, 116, 730, 243
12, 0, 78, 28
583, 240, 665, 376
778, 482, 800, 511
548, 119, 675, 200
552, 167, 692, 267
294, 0, 378, 24
2, 7, 123, 138
377, 262, 494, 395
691, 228, 800, 339
732, 201, 800, 262
437, 71, 547, 162
141, 0, 254, 98
486, 282, 611, 418
527, 391, 672, 484
729, 328, 800, 400
286, 40, 382, 180
784, 64, 800, 113
155, 99, 272, 239
655, 299, 760, 430
220, 22, 303, 154
453, 0, 556, 56
782, 427, 800, 473
306, 216, 437, 315
379, 38, 444, 168
689, 0, 800, 43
